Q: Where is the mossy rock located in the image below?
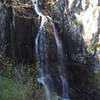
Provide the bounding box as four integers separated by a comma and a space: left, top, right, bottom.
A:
91, 43, 100, 51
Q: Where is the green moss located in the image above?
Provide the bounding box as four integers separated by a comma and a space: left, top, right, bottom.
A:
71, 19, 81, 25
0, 76, 25, 100
91, 43, 100, 51
0, 57, 47, 100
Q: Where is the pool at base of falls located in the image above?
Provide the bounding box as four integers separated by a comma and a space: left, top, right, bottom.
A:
58, 96, 70, 100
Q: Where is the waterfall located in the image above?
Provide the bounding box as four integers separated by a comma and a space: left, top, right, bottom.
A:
31, 0, 70, 100
47, 17, 69, 100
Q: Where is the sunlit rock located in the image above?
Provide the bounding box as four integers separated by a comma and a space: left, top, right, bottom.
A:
51, 0, 100, 66
67, 0, 100, 64
68, 0, 74, 9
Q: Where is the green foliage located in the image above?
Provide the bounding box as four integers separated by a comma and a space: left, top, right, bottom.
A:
88, 68, 100, 88
71, 19, 81, 25
93, 69, 100, 83
0, 62, 14, 78
0, 76, 26, 100
91, 43, 100, 51
0, 58, 45, 100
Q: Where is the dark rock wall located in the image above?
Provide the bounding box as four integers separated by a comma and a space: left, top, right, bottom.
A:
14, 16, 34, 62
0, 2, 36, 63
0, 1, 100, 100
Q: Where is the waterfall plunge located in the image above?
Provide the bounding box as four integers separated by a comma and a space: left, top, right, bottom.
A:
31, 0, 70, 100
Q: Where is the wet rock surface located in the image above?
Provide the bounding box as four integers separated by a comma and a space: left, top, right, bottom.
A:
0, 0, 100, 100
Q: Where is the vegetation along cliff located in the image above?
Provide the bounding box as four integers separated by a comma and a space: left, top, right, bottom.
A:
0, 0, 100, 100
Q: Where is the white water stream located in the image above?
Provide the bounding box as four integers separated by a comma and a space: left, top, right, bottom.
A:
31, 0, 70, 100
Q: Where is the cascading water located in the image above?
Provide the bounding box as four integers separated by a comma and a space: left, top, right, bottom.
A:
32, 1, 52, 100
31, 0, 70, 100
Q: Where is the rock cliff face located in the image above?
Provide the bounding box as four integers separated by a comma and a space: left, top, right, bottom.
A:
0, 0, 100, 100
0, 0, 36, 62
51, 0, 100, 99
52, 0, 100, 66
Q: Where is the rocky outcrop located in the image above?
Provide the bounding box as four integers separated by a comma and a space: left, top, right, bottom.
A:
52, 0, 100, 65
0, 2, 7, 45
52, 0, 100, 100
0, 1, 37, 63
0, 0, 100, 100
